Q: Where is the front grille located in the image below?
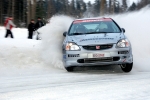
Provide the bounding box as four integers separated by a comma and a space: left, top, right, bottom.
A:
85, 57, 113, 63
82, 44, 113, 50
77, 57, 120, 63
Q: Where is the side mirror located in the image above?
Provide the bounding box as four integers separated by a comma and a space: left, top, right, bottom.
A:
63, 32, 67, 37
122, 28, 125, 33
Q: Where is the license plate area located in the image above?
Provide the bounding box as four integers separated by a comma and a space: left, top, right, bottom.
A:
88, 53, 110, 58
93, 54, 104, 58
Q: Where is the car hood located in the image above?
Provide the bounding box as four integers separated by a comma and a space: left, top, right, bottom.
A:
67, 33, 125, 45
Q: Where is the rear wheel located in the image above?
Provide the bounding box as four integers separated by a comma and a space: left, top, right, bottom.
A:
120, 63, 133, 72
65, 67, 74, 72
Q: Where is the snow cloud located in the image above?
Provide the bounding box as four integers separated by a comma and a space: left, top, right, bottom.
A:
38, 15, 74, 69
112, 6, 150, 72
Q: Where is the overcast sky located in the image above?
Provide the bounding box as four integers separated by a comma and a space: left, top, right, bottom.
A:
83, 0, 140, 6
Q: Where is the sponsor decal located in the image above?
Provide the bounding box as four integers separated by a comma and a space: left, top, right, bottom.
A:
80, 38, 114, 42
63, 55, 66, 59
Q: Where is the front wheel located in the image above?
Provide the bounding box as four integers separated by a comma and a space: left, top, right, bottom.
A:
120, 63, 133, 73
65, 67, 74, 72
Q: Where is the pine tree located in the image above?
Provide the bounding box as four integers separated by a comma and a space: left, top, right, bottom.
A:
129, 2, 137, 11
121, 0, 127, 12
7, 0, 12, 16
114, 0, 120, 14
70, 0, 76, 16
137, 0, 150, 10
87, 1, 92, 8
94, 0, 100, 15
0, 0, 2, 25
75, 0, 87, 18
64, 0, 69, 15
12, 0, 15, 17
82, 1, 87, 12
27, 0, 31, 24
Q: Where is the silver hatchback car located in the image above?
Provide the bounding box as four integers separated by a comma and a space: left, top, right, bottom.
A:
62, 18, 133, 72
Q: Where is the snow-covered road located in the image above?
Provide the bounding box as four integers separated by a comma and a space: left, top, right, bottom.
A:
0, 69, 150, 100
0, 8, 150, 99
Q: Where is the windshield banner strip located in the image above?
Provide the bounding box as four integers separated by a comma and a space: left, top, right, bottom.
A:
73, 19, 112, 24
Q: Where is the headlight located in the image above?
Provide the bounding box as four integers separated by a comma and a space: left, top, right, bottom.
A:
116, 39, 130, 48
66, 42, 80, 51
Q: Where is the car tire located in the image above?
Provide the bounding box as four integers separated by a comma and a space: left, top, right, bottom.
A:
120, 63, 133, 72
65, 67, 74, 72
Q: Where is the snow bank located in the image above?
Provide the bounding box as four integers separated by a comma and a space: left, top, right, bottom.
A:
0, 27, 28, 39
0, 39, 45, 76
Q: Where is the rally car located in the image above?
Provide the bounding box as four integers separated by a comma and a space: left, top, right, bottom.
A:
62, 17, 133, 72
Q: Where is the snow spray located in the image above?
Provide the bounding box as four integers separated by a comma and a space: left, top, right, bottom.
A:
111, 6, 150, 72
38, 15, 74, 69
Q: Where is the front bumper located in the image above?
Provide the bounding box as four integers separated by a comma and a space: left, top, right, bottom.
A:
63, 45, 133, 68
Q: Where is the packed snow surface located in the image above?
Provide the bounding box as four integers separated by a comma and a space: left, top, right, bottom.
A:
0, 8, 150, 100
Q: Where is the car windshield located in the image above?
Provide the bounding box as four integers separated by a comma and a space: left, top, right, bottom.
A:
68, 19, 121, 35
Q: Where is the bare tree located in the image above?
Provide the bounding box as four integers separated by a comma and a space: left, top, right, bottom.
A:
100, 0, 106, 16
108, 0, 115, 14
31, 0, 36, 19
47, 0, 55, 18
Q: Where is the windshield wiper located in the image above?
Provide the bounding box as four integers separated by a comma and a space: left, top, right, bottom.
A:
70, 32, 109, 35
71, 33, 85, 35
85, 32, 108, 34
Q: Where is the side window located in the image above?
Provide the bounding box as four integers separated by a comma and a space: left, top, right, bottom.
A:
70, 24, 84, 34
111, 22, 120, 32
69, 25, 78, 34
